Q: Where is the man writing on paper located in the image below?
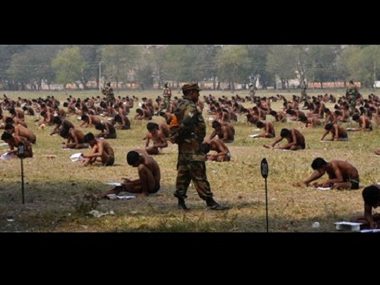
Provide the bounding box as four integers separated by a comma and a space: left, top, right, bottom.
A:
350, 184, 380, 229
294, 157, 360, 190
87, 150, 161, 199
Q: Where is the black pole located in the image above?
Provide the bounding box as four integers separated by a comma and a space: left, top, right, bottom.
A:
260, 158, 269, 233
264, 176, 268, 232
20, 156, 24, 204
18, 142, 25, 204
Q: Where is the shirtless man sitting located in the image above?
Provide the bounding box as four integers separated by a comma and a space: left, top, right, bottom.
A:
81, 132, 115, 166
93, 150, 161, 198
59, 127, 89, 149
294, 157, 360, 190
264, 128, 306, 150
4, 123, 36, 144
252, 120, 275, 138
141, 122, 168, 155
320, 123, 348, 141
209, 120, 235, 143
202, 138, 231, 162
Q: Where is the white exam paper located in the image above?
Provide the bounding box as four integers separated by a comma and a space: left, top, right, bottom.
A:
70, 153, 83, 162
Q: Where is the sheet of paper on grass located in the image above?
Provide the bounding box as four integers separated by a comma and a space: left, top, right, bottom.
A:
70, 152, 83, 162
249, 134, 260, 138
0, 142, 9, 147
116, 195, 135, 200
360, 229, 380, 233
334, 221, 362, 231
317, 187, 332, 190
105, 182, 123, 186
0, 152, 13, 160
106, 193, 135, 200
309, 186, 332, 190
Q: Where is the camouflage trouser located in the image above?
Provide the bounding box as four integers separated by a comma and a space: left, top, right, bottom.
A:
106, 96, 115, 106
348, 95, 357, 113
174, 160, 214, 200
163, 95, 170, 109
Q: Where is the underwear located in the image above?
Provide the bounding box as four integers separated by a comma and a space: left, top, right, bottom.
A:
150, 181, 160, 193
349, 178, 360, 189
104, 155, 115, 166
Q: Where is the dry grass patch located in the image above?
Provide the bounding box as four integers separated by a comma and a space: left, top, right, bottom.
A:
0, 89, 378, 232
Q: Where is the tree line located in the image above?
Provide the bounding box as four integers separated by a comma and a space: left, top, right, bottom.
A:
0, 45, 379, 91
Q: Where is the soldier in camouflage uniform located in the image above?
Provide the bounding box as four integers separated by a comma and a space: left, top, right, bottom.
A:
102, 82, 115, 106
169, 82, 229, 210
248, 83, 255, 104
346, 80, 360, 114
162, 82, 172, 111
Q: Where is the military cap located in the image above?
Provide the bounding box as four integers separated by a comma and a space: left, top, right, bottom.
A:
181, 83, 201, 92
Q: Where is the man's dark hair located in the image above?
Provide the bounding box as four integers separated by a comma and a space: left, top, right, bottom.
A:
269, 110, 277, 116
100, 101, 107, 108
256, 121, 264, 128
8, 107, 15, 115
5, 117, 13, 124
352, 114, 360, 121
59, 128, 69, 138
81, 114, 89, 121
84, 132, 95, 142
299, 114, 308, 122
362, 185, 380, 206
52, 116, 62, 125
113, 114, 121, 122
201, 142, 211, 154
147, 122, 158, 131
324, 123, 333, 130
126, 150, 140, 166
280, 128, 291, 137
4, 123, 14, 131
311, 157, 327, 170
1, 131, 12, 140
212, 120, 221, 129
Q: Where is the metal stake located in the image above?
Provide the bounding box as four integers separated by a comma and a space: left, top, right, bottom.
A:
260, 158, 269, 232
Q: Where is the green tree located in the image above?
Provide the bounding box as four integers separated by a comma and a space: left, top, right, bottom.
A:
336, 45, 362, 85
0, 45, 29, 90
216, 45, 251, 92
100, 45, 140, 92
304, 45, 340, 87
266, 45, 298, 89
133, 46, 155, 90
346, 45, 380, 88
246, 45, 272, 89
204, 45, 222, 90
78, 45, 103, 89
8, 45, 60, 90
51, 46, 88, 92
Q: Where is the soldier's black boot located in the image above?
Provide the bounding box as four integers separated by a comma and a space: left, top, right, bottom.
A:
178, 197, 189, 210
206, 197, 230, 210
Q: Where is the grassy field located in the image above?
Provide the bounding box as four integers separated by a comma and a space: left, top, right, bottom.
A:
0, 87, 379, 233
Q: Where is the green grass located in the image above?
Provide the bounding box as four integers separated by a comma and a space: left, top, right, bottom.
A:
0, 88, 378, 232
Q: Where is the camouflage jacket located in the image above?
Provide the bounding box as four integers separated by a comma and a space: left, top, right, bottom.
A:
346, 84, 359, 96
170, 97, 206, 159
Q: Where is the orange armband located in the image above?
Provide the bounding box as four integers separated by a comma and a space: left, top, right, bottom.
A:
169, 115, 179, 128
